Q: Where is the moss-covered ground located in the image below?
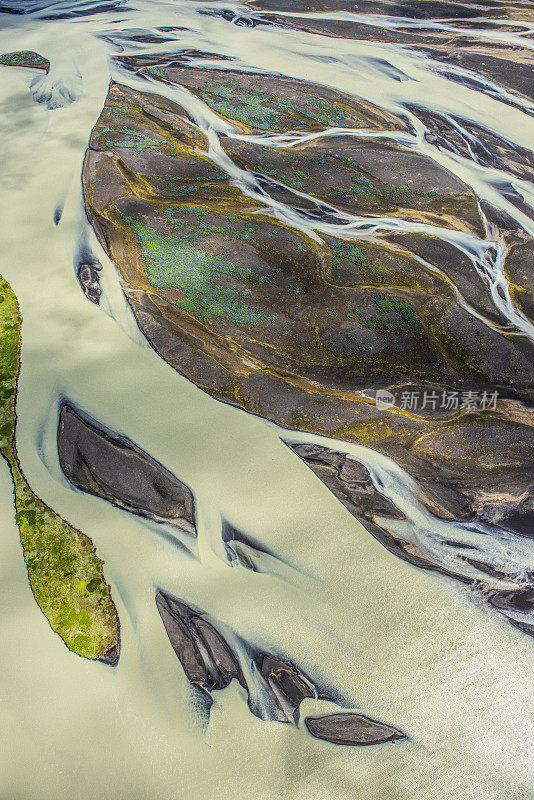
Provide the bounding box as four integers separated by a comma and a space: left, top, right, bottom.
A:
140, 75, 364, 132
124, 214, 266, 326
0, 50, 49, 70
198, 84, 362, 130
0, 274, 118, 660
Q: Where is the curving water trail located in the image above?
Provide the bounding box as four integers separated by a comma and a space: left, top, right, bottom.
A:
0, 2, 533, 799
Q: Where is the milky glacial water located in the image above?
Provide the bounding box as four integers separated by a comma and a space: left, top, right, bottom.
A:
0, 2, 533, 799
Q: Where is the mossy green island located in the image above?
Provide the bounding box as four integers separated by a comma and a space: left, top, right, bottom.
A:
0, 275, 119, 660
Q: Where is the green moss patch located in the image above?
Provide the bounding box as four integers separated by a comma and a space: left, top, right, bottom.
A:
365, 293, 421, 334
124, 216, 265, 326
0, 51, 49, 70
102, 125, 170, 155
199, 84, 361, 131
0, 275, 118, 660
329, 241, 389, 283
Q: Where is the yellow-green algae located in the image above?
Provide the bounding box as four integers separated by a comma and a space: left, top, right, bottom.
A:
0, 274, 119, 660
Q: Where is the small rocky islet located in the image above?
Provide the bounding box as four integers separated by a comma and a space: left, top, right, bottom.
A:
58, 403, 196, 534
0, 50, 49, 70
82, 62, 534, 538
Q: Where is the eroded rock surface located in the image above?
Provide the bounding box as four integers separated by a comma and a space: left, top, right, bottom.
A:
77, 261, 102, 304
58, 404, 196, 533
156, 592, 246, 690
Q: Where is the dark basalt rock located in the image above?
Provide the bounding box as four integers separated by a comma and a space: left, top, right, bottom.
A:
488, 587, 534, 616
156, 591, 246, 691
156, 590, 407, 743
156, 593, 210, 687
287, 442, 474, 581
245, 0, 492, 18
498, 511, 534, 539
117, 50, 233, 71
58, 404, 196, 533
287, 443, 404, 521
257, 654, 322, 716
509, 619, 534, 637
97, 638, 120, 666
193, 616, 247, 689
304, 712, 406, 746
222, 522, 280, 572
77, 262, 102, 305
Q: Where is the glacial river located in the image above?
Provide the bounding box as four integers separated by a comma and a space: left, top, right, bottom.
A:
0, 2, 533, 799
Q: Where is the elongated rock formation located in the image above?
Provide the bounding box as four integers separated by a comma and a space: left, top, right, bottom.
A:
305, 713, 406, 746
0, 275, 119, 662
58, 404, 196, 534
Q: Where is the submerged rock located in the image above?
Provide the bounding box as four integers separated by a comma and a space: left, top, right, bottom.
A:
222, 522, 281, 572
58, 404, 196, 533
257, 654, 323, 718
97, 638, 120, 666
304, 712, 406, 746
77, 262, 102, 304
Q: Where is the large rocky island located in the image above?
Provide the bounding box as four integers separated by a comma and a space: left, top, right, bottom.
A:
83, 64, 534, 537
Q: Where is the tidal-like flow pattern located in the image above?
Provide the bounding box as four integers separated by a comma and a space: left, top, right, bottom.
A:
0, 2, 533, 799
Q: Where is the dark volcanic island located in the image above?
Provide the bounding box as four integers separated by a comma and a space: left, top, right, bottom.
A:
83, 64, 534, 539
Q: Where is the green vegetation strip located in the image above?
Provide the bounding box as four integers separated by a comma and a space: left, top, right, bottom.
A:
0, 275, 118, 659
